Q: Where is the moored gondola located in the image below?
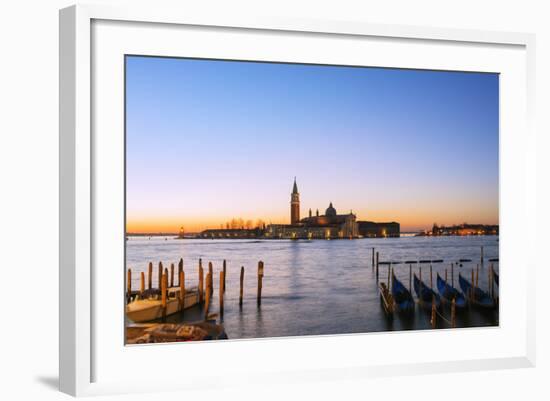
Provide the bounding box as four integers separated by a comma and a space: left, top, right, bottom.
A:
379, 282, 394, 317
436, 273, 467, 309
391, 274, 415, 313
413, 274, 441, 309
458, 273, 495, 309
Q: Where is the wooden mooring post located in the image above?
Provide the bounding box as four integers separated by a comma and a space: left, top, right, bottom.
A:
372, 247, 375, 270
148, 262, 153, 290
375, 252, 379, 280
487, 264, 492, 295
170, 263, 175, 288
475, 264, 479, 288
127, 268, 132, 300
161, 272, 167, 320
490, 263, 495, 299
179, 270, 185, 311
480, 246, 484, 267
204, 272, 211, 319
178, 258, 183, 286
219, 271, 225, 317
208, 262, 214, 295
198, 261, 204, 304
257, 261, 264, 306
451, 298, 456, 328
158, 262, 163, 291
387, 264, 391, 286
223, 259, 227, 292
140, 271, 145, 297
471, 269, 475, 302
430, 296, 437, 329
409, 264, 412, 292
451, 263, 454, 287
239, 266, 244, 306
430, 264, 433, 288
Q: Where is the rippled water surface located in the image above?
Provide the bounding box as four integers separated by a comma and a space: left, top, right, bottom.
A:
126, 236, 499, 339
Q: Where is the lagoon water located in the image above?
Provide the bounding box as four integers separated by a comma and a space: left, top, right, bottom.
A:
126, 235, 499, 339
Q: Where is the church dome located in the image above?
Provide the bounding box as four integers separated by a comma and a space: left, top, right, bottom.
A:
325, 202, 337, 218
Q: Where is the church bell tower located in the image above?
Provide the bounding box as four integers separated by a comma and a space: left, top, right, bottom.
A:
290, 177, 300, 225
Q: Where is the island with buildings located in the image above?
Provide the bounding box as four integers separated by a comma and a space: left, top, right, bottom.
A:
197, 178, 400, 240
420, 223, 499, 236
128, 178, 498, 240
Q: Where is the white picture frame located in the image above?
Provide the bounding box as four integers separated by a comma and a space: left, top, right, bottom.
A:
59, 4, 536, 397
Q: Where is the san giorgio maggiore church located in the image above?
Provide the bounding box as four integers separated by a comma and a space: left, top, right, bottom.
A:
265, 179, 400, 239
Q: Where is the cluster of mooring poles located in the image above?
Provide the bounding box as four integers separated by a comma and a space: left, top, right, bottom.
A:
126, 259, 265, 322
373, 245, 498, 329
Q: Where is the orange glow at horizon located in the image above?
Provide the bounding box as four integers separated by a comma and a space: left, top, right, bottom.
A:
126, 206, 498, 233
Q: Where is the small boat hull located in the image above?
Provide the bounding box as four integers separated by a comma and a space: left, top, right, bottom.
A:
458, 274, 495, 309
379, 282, 394, 316
413, 274, 441, 309
436, 274, 467, 309
126, 288, 200, 323
391, 275, 415, 313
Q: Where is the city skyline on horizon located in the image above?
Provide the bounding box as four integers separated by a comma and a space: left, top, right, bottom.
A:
126, 56, 499, 233
126, 176, 498, 234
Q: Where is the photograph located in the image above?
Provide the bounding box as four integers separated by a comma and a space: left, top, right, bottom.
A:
124, 55, 499, 344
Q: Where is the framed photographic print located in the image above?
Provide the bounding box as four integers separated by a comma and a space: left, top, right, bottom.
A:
59, 4, 536, 396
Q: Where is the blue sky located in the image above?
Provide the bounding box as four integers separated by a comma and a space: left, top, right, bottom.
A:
125, 56, 499, 232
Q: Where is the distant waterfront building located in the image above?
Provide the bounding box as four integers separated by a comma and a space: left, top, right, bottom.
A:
266, 200, 358, 239
198, 227, 264, 239
357, 221, 400, 238
197, 178, 400, 239
178, 226, 185, 239
264, 179, 398, 239
430, 223, 498, 236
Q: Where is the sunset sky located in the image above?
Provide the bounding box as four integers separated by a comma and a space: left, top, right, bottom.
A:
125, 56, 499, 233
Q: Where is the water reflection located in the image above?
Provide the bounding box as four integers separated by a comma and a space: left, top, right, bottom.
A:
126, 236, 499, 339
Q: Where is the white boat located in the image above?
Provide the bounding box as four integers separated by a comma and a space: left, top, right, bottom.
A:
126, 287, 200, 323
